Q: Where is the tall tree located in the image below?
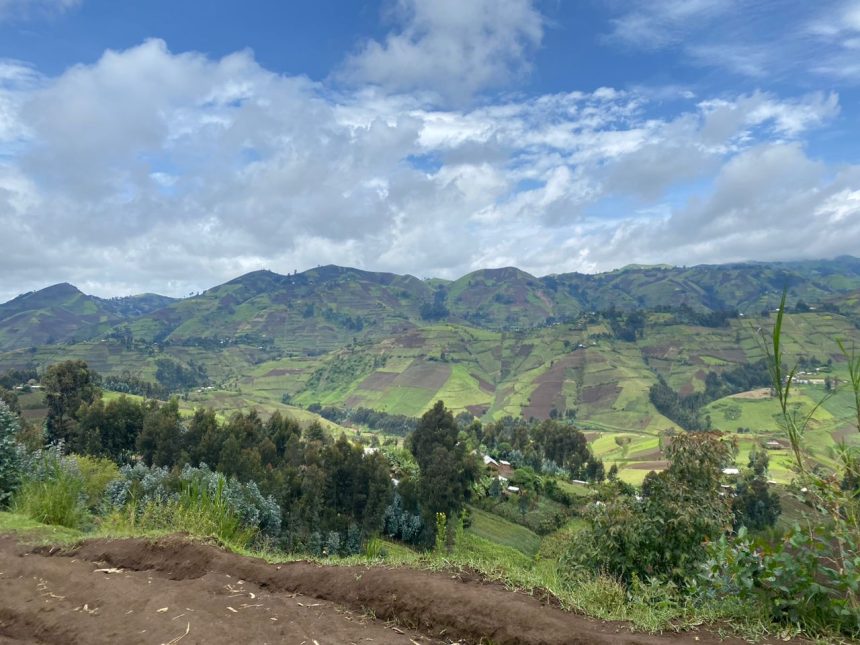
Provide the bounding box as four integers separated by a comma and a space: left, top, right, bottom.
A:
570, 432, 734, 582
408, 401, 478, 542
75, 395, 145, 461
43, 360, 100, 444
136, 399, 183, 468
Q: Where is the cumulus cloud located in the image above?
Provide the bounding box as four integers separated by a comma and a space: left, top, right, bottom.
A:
573, 142, 860, 270
338, 0, 543, 103
0, 39, 856, 302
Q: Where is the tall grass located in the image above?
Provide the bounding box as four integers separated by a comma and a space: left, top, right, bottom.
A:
101, 477, 257, 550
11, 449, 117, 530
13, 458, 88, 529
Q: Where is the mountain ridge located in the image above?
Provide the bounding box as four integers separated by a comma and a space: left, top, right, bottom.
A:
3, 255, 860, 354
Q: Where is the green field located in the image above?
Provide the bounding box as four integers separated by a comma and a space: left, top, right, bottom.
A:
466, 506, 542, 556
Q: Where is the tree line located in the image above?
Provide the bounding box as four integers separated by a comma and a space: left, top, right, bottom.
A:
649, 360, 772, 431
14, 360, 478, 552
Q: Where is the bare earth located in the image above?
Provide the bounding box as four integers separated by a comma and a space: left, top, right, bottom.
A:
0, 535, 781, 645
731, 388, 772, 400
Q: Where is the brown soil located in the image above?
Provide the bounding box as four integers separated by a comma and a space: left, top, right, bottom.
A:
702, 349, 745, 363
629, 460, 670, 470
0, 535, 761, 645
357, 371, 400, 391
831, 424, 858, 442
627, 448, 663, 461
394, 361, 451, 390
474, 375, 495, 394
581, 383, 621, 405
263, 368, 303, 377
522, 358, 573, 420
396, 331, 425, 348
465, 404, 489, 417
641, 345, 673, 360
731, 388, 771, 400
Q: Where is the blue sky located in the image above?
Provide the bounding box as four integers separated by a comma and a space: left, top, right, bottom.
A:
0, 0, 859, 299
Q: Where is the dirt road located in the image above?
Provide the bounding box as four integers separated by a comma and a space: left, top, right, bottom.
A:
0, 535, 774, 644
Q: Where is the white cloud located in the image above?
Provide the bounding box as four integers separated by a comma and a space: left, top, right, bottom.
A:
606, 0, 736, 49
0, 0, 80, 21
0, 40, 855, 302
577, 143, 860, 269
338, 0, 543, 103
605, 0, 860, 83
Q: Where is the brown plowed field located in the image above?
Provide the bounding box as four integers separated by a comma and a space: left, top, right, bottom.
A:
0, 535, 774, 644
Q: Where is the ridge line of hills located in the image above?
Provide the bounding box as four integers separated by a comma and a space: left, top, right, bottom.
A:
3, 256, 860, 354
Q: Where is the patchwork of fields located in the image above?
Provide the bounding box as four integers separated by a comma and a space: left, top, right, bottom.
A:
7, 308, 859, 484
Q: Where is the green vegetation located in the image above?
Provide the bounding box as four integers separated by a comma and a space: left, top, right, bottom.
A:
404, 401, 480, 546
13, 446, 90, 529
0, 399, 21, 506
3, 262, 860, 640
465, 506, 541, 556
567, 432, 734, 583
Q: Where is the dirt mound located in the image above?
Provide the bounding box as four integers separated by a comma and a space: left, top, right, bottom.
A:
1, 535, 760, 644
0, 536, 426, 645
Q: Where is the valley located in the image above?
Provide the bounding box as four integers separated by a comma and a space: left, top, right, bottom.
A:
3, 258, 860, 484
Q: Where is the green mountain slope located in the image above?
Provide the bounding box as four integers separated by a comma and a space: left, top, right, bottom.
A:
0, 283, 174, 352
89, 257, 860, 357
126, 266, 433, 354
3, 258, 860, 434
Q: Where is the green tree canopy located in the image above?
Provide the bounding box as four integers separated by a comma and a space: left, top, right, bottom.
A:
43, 360, 101, 444
408, 401, 479, 542
0, 399, 21, 506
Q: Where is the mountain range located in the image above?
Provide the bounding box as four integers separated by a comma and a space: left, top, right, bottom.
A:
4, 256, 860, 356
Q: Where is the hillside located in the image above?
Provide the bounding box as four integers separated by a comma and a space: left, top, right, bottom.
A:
124, 256, 860, 345
2, 257, 860, 485
0, 284, 174, 352
4, 258, 860, 358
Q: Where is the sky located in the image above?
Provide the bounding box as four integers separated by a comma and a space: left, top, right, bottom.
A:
0, 0, 859, 301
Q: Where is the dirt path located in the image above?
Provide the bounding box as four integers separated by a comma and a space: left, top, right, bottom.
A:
0, 535, 775, 644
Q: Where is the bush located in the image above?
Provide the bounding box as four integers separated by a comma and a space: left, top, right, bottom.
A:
74, 455, 120, 511
565, 433, 733, 583
382, 493, 423, 544
102, 477, 258, 549
696, 523, 859, 636
0, 400, 22, 507
103, 462, 281, 540
173, 477, 258, 548
695, 292, 860, 637
13, 445, 88, 529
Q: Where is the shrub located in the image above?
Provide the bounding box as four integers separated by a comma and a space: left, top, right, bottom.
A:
74, 455, 120, 511
0, 400, 22, 507
565, 433, 733, 583
13, 445, 88, 529
102, 477, 258, 549
697, 292, 860, 637
382, 493, 423, 544
696, 523, 859, 636
173, 477, 258, 548
103, 462, 281, 540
